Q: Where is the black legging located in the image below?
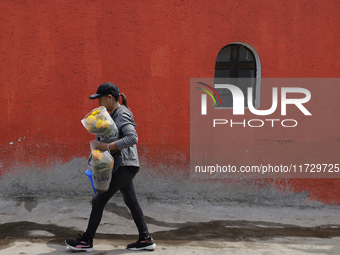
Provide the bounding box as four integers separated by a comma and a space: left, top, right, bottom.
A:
85, 166, 149, 240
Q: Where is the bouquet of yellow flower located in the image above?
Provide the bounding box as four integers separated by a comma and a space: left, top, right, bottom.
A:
81, 106, 118, 142
89, 141, 114, 193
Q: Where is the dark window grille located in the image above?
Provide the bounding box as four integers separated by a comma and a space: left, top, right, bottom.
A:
214, 44, 257, 108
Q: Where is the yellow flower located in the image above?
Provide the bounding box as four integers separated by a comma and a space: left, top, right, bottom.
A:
92, 150, 103, 160
102, 120, 110, 128
91, 110, 100, 116
85, 116, 97, 125
86, 126, 92, 131
95, 119, 103, 128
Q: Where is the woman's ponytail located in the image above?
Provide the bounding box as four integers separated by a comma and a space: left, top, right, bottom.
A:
120, 93, 129, 109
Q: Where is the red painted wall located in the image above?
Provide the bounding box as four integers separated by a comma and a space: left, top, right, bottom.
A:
0, 0, 339, 203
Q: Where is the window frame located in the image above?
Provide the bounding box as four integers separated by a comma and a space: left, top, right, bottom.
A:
214, 42, 261, 108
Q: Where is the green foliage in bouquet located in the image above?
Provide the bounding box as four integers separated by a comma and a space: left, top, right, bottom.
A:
92, 150, 114, 181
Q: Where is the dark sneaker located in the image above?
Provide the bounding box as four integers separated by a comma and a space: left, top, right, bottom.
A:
126, 236, 156, 251
65, 233, 93, 252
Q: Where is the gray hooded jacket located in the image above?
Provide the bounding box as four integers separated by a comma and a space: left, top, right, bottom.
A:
109, 105, 139, 173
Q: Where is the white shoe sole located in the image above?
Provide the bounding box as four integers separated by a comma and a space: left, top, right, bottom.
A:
127, 243, 156, 250
65, 241, 94, 252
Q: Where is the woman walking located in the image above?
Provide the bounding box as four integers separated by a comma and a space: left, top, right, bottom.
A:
65, 82, 156, 252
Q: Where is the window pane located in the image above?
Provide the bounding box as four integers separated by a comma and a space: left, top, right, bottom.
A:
215, 69, 231, 79
216, 46, 231, 62
238, 69, 255, 78
238, 46, 255, 62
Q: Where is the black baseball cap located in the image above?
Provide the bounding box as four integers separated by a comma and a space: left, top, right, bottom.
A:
89, 82, 120, 100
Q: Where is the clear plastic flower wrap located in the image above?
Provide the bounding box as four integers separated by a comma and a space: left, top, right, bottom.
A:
89, 140, 114, 193
81, 106, 118, 142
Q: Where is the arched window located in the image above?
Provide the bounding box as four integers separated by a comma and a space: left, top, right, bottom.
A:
214, 42, 261, 108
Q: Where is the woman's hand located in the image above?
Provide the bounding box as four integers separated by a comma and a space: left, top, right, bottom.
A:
95, 142, 119, 151
95, 142, 109, 151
